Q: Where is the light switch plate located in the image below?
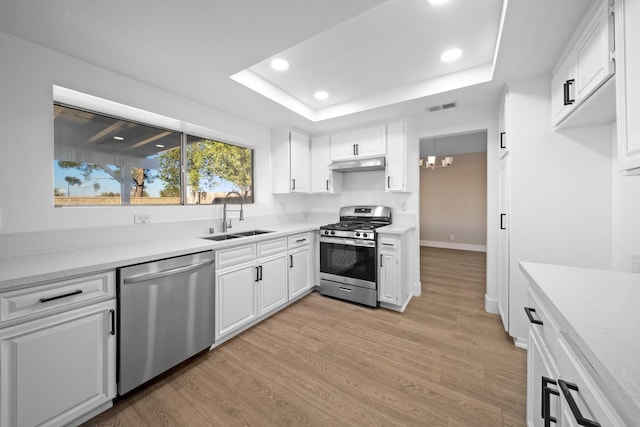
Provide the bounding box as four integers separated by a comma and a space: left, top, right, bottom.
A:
134, 214, 151, 224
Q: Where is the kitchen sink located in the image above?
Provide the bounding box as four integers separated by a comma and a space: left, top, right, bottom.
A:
201, 230, 274, 241
201, 234, 242, 241
230, 230, 274, 237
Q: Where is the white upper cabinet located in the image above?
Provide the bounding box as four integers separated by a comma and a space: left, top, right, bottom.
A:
615, 0, 640, 173
385, 120, 406, 192
498, 89, 511, 157
310, 135, 342, 193
330, 125, 386, 161
551, 0, 615, 128
271, 128, 310, 193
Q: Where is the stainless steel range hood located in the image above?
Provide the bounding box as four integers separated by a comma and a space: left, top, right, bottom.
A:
328, 156, 385, 172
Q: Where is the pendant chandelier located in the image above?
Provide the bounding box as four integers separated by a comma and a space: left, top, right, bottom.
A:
420, 138, 453, 169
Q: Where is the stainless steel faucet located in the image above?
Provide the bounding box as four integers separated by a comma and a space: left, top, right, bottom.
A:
222, 191, 244, 232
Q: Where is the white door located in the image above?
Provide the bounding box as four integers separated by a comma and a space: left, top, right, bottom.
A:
311, 135, 331, 193
355, 125, 387, 158
288, 247, 312, 299
575, 0, 614, 102
385, 121, 406, 192
289, 130, 310, 193
526, 329, 559, 427
551, 54, 577, 126
0, 301, 116, 427
216, 263, 258, 339
258, 255, 288, 315
379, 250, 399, 305
497, 153, 511, 331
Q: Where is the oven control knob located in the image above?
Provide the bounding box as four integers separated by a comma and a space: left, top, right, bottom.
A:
330, 230, 335, 235
363, 233, 368, 238
324, 230, 329, 235
355, 232, 361, 237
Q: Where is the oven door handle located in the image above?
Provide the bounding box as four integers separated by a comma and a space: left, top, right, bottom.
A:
319, 237, 376, 248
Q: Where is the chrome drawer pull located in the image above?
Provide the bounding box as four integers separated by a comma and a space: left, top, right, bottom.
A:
338, 287, 352, 292
525, 307, 544, 325
558, 380, 601, 427
39, 289, 83, 303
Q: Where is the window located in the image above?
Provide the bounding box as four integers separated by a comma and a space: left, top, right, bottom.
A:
53, 104, 253, 206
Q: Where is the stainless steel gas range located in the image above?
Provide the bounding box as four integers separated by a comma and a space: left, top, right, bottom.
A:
318, 205, 392, 307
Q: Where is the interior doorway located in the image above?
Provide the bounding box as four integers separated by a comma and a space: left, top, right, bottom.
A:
418, 130, 488, 252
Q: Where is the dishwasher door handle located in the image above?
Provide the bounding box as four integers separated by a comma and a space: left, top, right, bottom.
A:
123, 259, 215, 284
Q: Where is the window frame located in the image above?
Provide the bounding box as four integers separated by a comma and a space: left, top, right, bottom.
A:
53, 99, 255, 207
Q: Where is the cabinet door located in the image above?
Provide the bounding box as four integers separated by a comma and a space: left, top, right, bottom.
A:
330, 131, 357, 161
310, 135, 332, 193
526, 328, 560, 427
615, 0, 640, 172
215, 263, 258, 340
0, 300, 116, 427
497, 153, 511, 332
258, 255, 288, 316
355, 125, 387, 157
385, 121, 406, 192
551, 53, 578, 126
379, 251, 399, 305
575, 0, 614, 102
288, 247, 312, 300
498, 90, 509, 157
290, 130, 310, 192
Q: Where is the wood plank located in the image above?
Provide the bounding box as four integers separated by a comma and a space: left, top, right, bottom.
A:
83, 247, 527, 426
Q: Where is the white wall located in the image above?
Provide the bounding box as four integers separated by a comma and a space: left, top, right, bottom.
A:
611, 126, 640, 272
0, 31, 293, 237
506, 75, 613, 340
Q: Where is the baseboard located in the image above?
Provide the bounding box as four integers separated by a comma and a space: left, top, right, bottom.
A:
484, 294, 499, 314
513, 336, 529, 350
421, 240, 487, 252
413, 281, 422, 297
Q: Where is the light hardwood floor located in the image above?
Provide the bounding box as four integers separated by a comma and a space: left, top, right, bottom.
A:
85, 247, 526, 426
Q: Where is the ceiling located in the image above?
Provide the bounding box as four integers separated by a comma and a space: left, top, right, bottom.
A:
0, 0, 590, 133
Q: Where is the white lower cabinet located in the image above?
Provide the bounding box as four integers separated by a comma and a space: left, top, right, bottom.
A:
215, 234, 315, 341
377, 230, 413, 311
0, 300, 116, 427
258, 254, 288, 315
525, 287, 626, 427
215, 261, 258, 339
288, 246, 312, 300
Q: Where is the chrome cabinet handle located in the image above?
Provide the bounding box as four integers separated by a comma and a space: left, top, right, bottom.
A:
542, 376, 558, 425
289, 255, 293, 268
39, 289, 83, 303
558, 380, 601, 427
500, 213, 506, 230
387, 176, 391, 188
326, 179, 329, 191
291, 178, 296, 191
500, 132, 506, 149
255, 266, 260, 282
525, 307, 544, 325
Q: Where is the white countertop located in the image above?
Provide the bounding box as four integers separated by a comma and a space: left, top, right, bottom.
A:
377, 223, 415, 234
519, 262, 640, 424
0, 222, 322, 291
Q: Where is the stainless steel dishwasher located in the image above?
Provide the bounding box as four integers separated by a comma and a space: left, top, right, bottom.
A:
117, 251, 215, 395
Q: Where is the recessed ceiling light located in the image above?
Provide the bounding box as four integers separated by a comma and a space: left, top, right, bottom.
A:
428, 0, 449, 5
270, 58, 289, 71
113, 136, 124, 141
440, 48, 462, 63
155, 144, 165, 148
314, 91, 329, 101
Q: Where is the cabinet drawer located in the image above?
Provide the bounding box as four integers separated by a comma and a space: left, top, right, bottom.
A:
0, 271, 115, 325
257, 238, 287, 258
216, 244, 256, 269
557, 338, 625, 427
379, 236, 399, 251
288, 232, 312, 249
526, 288, 560, 359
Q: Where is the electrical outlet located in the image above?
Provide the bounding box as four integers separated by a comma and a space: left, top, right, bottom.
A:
449, 234, 455, 241
632, 253, 640, 274
134, 214, 151, 224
